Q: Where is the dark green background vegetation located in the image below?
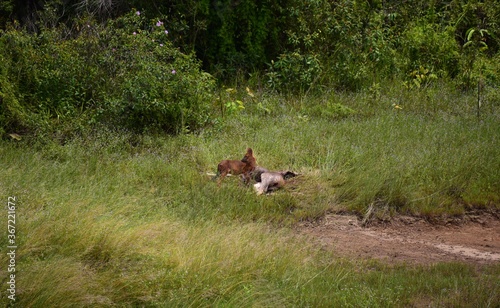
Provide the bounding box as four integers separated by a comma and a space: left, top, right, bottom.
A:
1, 0, 500, 136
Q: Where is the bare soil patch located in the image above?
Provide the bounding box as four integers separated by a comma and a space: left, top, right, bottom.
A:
296, 211, 500, 265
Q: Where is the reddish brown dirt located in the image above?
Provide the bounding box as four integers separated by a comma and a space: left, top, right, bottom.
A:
296, 212, 500, 265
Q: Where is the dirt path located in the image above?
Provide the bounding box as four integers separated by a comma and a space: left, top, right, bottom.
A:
296, 212, 500, 265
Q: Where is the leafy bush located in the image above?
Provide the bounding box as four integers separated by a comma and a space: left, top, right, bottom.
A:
401, 23, 460, 78
0, 27, 37, 133
0, 69, 20, 136
266, 52, 321, 94
0, 10, 216, 137
98, 12, 216, 133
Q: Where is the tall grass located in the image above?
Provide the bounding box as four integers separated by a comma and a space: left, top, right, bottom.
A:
1, 84, 499, 306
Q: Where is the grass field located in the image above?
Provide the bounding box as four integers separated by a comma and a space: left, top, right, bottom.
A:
1, 84, 499, 306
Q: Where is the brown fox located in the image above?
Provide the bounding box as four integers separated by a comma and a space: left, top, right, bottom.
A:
214, 148, 257, 185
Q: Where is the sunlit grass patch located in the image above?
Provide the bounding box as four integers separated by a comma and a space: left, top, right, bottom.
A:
1, 85, 499, 306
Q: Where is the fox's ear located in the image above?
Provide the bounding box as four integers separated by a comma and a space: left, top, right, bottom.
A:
246, 148, 253, 155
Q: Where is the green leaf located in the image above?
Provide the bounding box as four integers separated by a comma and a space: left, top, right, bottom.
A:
479, 29, 489, 37
466, 28, 475, 41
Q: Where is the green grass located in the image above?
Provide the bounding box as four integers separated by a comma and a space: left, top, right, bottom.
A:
1, 85, 499, 306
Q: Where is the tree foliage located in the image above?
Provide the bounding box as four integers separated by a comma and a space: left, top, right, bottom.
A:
1, 0, 500, 137
0, 10, 215, 137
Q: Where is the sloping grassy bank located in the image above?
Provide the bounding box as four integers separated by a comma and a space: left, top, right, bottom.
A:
0, 142, 499, 306
1, 87, 499, 306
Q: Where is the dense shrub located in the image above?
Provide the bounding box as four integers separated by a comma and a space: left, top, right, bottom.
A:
0, 26, 37, 134
1, 0, 500, 125
401, 23, 460, 79
266, 52, 322, 94
98, 11, 216, 133
271, 0, 498, 90
0, 10, 216, 137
